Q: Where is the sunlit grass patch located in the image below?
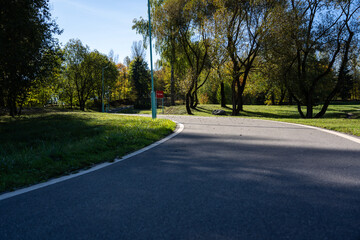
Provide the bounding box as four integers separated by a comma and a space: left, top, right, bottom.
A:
0, 111, 176, 193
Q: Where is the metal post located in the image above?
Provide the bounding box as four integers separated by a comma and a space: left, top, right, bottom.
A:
108, 89, 111, 112
102, 67, 105, 113
148, 0, 156, 119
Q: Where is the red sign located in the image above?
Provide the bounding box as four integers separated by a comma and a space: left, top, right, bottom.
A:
156, 91, 164, 99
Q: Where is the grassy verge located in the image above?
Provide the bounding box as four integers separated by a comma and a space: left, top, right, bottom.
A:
119, 103, 360, 137
0, 111, 176, 193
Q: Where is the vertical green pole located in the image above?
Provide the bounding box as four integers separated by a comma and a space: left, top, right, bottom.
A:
102, 67, 104, 113
148, 0, 157, 119
108, 89, 111, 112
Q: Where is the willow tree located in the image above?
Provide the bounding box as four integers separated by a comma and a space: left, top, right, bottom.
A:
265, 0, 359, 118
174, 0, 215, 114
212, 0, 275, 115
133, 0, 181, 106
133, 0, 214, 114
207, 10, 229, 108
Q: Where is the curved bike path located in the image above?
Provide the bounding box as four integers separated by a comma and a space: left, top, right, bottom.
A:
1, 115, 359, 240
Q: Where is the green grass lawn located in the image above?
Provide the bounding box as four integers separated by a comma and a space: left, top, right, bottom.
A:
121, 103, 360, 137
0, 111, 176, 193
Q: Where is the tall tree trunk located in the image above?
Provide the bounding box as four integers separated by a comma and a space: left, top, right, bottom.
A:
297, 103, 305, 118
232, 79, 242, 115
190, 80, 198, 109
79, 100, 85, 111
316, 101, 330, 119
220, 82, 226, 108
238, 96, 243, 112
231, 80, 237, 116
306, 104, 313, 118
289, 91, 305, 118
186, 77, 196, 114
185, 91, 192, 115
170, 63, 175, 106
305, 94, 313, 118
237, 77, 243, 112
217, 69, 226, 108
237, 65, 252, 112
193, 91, 199, 108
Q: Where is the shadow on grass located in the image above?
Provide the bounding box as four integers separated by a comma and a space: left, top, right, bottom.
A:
0, 111, 175, 193
194, 106, 213, 114
116, 108, 143, 114
194, 106, 296, 119
241, 110, 300, 119
195, 106, 234, 115
0, 113, 100, 144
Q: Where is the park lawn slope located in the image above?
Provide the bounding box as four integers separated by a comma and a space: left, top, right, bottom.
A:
0, 112, 176, 193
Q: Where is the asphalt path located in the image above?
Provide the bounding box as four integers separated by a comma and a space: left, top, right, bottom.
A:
1, 115, 360, 240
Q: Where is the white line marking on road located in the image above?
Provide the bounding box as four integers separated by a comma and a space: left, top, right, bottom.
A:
0, 121, 184, 202
263, 119, 360, 145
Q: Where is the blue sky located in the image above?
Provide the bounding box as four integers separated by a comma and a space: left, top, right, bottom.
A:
49, 0, 158, 64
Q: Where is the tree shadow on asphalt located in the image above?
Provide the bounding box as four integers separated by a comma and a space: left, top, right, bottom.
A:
123, 133, 360, 239
1, 132, 359, 240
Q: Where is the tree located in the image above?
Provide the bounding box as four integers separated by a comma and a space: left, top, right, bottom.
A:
108, 49, 119, 64
207, 10, 230, 108
63, 39, 117, 111
349, 54, 360, 100
63, 39, 89, 110
129, 57, 151, 109
24, 49, 64, 108
265, 0, 359, 118
123, 56, 131, 68
131, 41, 146, 60
115, 63, 133, 101
173, 0, 213, 114
0, 0, 62, 116
258, 50, 290, 105
213, 0, 274, 115
58, 71, 77, 109
92, 52, 118, 111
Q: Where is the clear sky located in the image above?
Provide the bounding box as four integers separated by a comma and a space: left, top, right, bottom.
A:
49, 0, 158, 65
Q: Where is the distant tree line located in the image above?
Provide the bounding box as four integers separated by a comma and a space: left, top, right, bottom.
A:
1, 0, 360, 118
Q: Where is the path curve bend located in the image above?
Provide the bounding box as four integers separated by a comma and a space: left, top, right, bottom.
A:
0, 115, 359, 240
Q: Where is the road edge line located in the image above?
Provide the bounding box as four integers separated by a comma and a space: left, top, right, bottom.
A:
0, 121, 184, 202
260, 119, 360, 145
